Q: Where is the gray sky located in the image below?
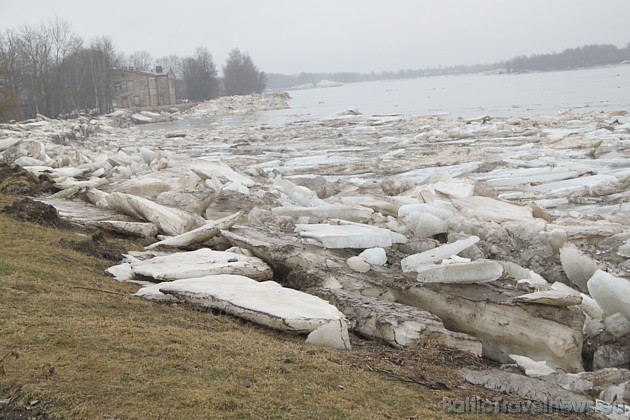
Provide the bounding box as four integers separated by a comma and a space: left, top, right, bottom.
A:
1, 0, 629, 74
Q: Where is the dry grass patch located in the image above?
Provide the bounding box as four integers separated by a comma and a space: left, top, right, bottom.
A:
1, 194, 575, 419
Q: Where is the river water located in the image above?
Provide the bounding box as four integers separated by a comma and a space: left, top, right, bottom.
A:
270, 64, 630, 121
145, 64, 629, 131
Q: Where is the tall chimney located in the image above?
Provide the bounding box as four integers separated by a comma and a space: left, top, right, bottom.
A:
156, 66, 163, 74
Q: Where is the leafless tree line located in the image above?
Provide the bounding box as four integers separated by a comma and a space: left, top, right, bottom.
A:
0, 18, 266, 122
0, 18, 120, 120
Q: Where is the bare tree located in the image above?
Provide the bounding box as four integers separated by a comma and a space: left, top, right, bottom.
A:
128, 50, 153, 71
222, 48, 266, 96
157, 54, 183, 78
181, 47, 218, 101
0, 28, 24, 120
1, 19, 121, 119
47, 18, 82, 116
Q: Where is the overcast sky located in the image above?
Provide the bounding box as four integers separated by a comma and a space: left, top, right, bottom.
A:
1, 0, 629, 74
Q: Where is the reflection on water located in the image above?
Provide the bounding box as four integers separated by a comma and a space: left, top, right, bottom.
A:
141, 64, 630, 132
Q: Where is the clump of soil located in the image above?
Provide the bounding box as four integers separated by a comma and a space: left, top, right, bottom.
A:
0, 163, 55, 196
2, 198, 68, 228
59, 230, 125, 261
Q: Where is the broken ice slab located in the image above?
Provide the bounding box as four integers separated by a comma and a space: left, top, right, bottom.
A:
546, 221, 626, 240
346, 256, 371, 273
401, 236, 480, 272
105, 192, 205, 236
560, 243, 599, 292
524, 174, 618, 197
396, 162, 481, 185
158, 275, 351, 349
539, 228, 568, 254
451, 196, 533, 223
339, 196, 399, 216
111, 176, 171, 198
294, 223, 405, 249
106, 263, 135, 283
271, 204, 373, 222
0, 137, 22, 151
588, 270, 630, 321
509, 354, 557, 378
131, 248, 273, 282
399, 210, 448, 238
273, 178, 327, 207
482, 166, 582, 188
191, 159, 256, 188
359, 247, 387, 266
305, 320, 351, 350
411, 260, 503, 284
317, 288, 482, 353
134, 281, 179, 302
144, 211, 241, 250
398, 202, 457, 221
393, 283, 585, 372
432, 180, 475, 198
604, 313, 630, 338
513, 290, 582, 307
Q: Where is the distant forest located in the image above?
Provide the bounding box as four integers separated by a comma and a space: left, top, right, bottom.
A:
267, 43, 630, 90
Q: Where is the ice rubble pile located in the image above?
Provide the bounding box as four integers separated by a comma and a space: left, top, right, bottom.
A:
2, 98, 630, 406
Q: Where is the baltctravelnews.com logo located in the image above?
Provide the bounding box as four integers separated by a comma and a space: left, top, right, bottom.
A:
443, 397, 629, 415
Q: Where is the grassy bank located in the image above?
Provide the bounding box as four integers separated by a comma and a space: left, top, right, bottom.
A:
0, 192, 514, 418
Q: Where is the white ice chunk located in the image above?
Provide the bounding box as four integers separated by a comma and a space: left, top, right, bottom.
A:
509, 354, 557, 378
560, 244, 599, 292
305, 319, 351, 350
452, 196, 533, 223
106, 263, 135, 282
139, 147, 158, 165
134, 281, 178, 302
400, 211, 448, 238
192, 160, 256, 188
272, 204, 373, 222
401, 236, 480, 272
540, 229, 568, 254
273, 178, 327, 207
433, 180, 475, 198
131, 248, 273, 281
359, 247, 387, 266
604, 313, 630, 338
514, 289, 582, 307
0, 137, 22, 151
398, 202, 456, 220
158, 275, 349, 348
580, 294, 605, 320
525, 175, 618, 196
105, 192, 204, 236
347, 256, 371, 273
587, 270, 630, 320
413, 260, 503, 284
295, 223, 400, 249
144, 211, 241, 250
14, 156, 46, 167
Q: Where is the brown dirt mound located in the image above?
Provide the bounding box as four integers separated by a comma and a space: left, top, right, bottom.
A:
59, 230, 125, 261
0, 163, 55, 196
2, 198, 68, 228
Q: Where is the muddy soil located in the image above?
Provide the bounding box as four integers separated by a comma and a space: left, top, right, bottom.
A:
2, 198, 68, 229
0, 164, 55, 196
58, 230, 126, 261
